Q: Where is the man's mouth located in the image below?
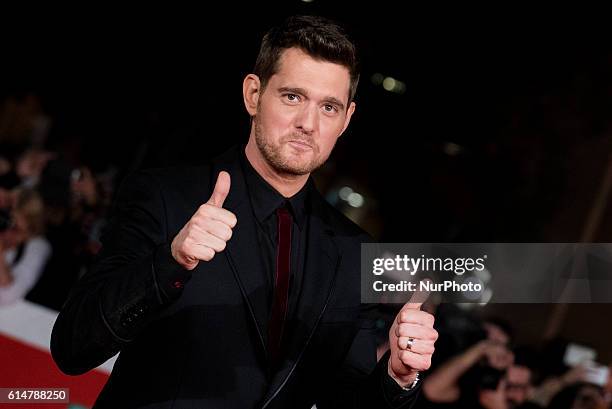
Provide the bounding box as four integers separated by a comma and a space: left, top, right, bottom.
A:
287, 139, 313, 151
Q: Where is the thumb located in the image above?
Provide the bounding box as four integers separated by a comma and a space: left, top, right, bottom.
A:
402, 302, 423, 311
207, 171, 231, 207
402, 280, 432, 311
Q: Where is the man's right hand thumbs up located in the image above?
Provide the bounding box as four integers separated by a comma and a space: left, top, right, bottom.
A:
171, 171, 237, 270
206, 171, 231, 208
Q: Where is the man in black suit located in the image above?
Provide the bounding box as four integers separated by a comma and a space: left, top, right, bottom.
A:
51, 15, 438, 408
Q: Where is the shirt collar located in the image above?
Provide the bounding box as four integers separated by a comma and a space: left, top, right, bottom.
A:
239, 147, 310, 230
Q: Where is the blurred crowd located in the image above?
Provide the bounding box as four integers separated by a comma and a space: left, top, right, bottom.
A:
0, 90, 115, 309
376, 304, 612, 409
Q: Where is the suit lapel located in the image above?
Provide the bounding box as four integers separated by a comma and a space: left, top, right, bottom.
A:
211, 149, 270, 363
260, 194, 341, 408
209, 147, 343, 407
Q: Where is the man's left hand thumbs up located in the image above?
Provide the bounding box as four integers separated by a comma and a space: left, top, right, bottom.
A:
388, 300, 438, 388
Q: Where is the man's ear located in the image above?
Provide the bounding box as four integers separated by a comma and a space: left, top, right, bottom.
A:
243, 74, 261, 116
339, 101, 356, 136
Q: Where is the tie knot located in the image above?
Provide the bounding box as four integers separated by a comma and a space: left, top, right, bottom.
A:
276, 204, 292, 220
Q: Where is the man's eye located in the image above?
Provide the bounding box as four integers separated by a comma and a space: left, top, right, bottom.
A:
323, 104, 337, 113
286, 94, 300, 102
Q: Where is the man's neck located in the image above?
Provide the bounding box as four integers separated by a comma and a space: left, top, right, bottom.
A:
244, 140, 309, 198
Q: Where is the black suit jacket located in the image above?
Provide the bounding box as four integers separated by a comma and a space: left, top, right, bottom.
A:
51, 146, 419, 408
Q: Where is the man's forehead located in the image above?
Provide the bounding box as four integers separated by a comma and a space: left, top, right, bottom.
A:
272, 48, 351, 103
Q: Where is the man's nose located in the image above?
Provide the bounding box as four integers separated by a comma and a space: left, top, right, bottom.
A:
294, 104, 318, 134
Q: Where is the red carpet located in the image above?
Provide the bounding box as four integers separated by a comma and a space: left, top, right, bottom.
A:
0, 333, 109, 409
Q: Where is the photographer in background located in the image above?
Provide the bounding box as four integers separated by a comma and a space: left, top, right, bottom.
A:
0, 188, 51, 305
422, 318, 515, 408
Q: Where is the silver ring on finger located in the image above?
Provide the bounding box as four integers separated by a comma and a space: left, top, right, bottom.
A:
406, 337, 415, 351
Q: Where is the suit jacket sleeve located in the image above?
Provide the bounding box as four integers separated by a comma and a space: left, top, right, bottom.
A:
316, 302, 421, 409
51, 170, 191, 375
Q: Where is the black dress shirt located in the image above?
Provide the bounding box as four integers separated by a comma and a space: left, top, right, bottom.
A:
239, 148, 419, 405
239, 149, 310, 337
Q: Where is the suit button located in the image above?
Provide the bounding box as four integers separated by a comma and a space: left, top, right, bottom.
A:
173, 280, 184, 289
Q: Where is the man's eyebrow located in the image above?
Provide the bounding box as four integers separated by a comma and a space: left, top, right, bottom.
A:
278, 86, 308, 96
278, 87, 346, 111
321, 96, 345, 111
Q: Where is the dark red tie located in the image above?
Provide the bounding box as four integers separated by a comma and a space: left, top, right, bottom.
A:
268, 206, 292, 367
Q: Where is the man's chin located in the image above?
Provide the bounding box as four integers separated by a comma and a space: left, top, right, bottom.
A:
275, 157, 317, 176
278, 151, 316, 172
279, 163, 314, 176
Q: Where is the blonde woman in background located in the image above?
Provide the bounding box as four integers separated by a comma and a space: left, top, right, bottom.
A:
0, 188, 51, 305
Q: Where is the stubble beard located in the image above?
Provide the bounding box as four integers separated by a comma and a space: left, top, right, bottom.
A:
254, 115, 327, 176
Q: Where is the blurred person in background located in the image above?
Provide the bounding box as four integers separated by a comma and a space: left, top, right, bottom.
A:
0, 91, 51, 152
548, 382, 606, 409
422, 318, 515, 408
504, 353, 540, 409
528, 362, 612, 409
15, 148, 57, 188
478, 359, 541, 409
0, 91, 52, 190
26, 159, 107, 310
0, 188, 51, 305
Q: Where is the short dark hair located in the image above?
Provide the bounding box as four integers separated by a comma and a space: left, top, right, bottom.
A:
253, 15, 359, 104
